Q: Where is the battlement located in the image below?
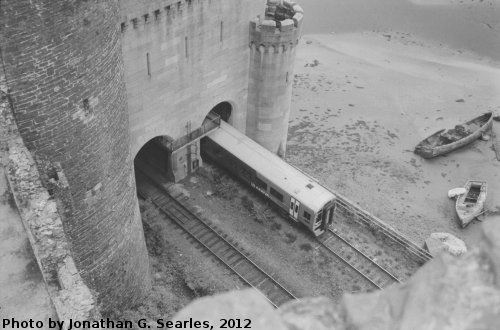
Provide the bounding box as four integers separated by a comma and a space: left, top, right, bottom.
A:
249, 0, 303, 52
120, 0, 200, 33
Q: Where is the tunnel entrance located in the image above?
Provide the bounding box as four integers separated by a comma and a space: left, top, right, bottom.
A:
134, 136, 175, 184
210, 102, 232, 123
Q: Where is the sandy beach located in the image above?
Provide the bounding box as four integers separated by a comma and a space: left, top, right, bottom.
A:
287, 31, 500, 247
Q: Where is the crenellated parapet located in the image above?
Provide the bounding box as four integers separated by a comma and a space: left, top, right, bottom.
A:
249, 0, 303, 52
120, 0, 195, 33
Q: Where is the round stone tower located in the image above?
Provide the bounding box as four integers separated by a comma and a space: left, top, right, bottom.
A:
0, 0, 151, 308
246, 0, 303, 157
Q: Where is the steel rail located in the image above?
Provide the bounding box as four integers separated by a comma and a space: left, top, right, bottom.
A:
326, 228, 401, 286
317, 233, 382, 290
136, 168, 297, 308
290, 163, 432, 264
334, 196, 432, 263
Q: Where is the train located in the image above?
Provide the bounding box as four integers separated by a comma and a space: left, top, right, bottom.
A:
201, 120, 336, 236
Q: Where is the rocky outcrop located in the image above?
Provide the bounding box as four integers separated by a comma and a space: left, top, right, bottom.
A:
425, 232, 467, 257
172, 290, 287, 330
173, 221, 500, 329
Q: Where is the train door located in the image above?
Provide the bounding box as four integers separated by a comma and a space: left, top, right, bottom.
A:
289, 197, 300, 221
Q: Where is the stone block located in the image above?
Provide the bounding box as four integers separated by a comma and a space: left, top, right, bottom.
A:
173, 289, 287, 330
280, 19, 295, 32
261, 19, 277, 33
292, 5, 303, 14
293, 13, 303, 27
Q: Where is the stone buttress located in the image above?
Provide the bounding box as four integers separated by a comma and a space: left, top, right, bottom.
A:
246, 0, 303, 157
0, 0, 151, 308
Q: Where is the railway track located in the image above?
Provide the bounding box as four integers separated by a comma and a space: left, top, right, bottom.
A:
135, 168, 297, 308
335, 195, 432, 264
318, 229, 401, 290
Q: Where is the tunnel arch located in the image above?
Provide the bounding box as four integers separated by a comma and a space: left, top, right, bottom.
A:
134, 135, 175, 183
208, 101, 233, 123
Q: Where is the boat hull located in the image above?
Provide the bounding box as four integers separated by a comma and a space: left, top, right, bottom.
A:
455, 180, 487, 228
415, 112, 493, 159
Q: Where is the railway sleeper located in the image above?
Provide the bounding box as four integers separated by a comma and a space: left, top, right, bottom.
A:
204, 235, 221, 247
227, 254, 245, 266
196, 230, 215, 241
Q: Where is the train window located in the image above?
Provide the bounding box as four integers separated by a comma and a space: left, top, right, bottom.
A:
306, 183, 314, 189
254, 176, 267, 190
295, 204, 299, 213
315, 212, 322, 223
328, 206, 334, 224
270, 187, 283, 202
303, 211, 311, 221
191, 159, 199, 171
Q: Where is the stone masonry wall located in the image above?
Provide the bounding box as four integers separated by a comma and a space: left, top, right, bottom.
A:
1, 79, 99, 326
0, 0, 151, 308
120, 0, 257, 157
246, 1, 303, 157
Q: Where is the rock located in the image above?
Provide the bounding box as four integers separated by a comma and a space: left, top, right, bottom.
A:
448, 187, 466, 199
480, 134, 490, 141
397, 252, 500, 330
341, 289, 397, 330
172, 289, 286, 330
424, 232, 467, 257
342, 249, 500, 330
280, 297, 346, 330
480, 220, 500, 283
192, 205, 204, 215
167, 183, 190, 198
190, 176, 199, 184
206, 190, 213, 197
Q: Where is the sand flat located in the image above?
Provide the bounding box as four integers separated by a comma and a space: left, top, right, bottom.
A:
287, 31, 500, 246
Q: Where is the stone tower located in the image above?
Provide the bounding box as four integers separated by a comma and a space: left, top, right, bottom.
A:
247, 0, 303, 157
0, 0, 151, 308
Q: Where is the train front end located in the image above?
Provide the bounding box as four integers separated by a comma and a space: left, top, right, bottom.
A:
312, 199, 336, 236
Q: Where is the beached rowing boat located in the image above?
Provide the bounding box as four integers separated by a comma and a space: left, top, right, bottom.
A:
414, 112, 493, 159
456, 180, 487, 228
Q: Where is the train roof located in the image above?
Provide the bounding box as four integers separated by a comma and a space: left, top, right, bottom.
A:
207, 121, 336, 212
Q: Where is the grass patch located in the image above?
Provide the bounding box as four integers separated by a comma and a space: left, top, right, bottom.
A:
241, 195, 254, 213
270, 222, 282, 231
284, 232, 297, 244
299, 243, 312, 251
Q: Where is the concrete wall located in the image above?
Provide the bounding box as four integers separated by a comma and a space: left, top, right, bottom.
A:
120, 0, 257, 157
0, 0, 151, 308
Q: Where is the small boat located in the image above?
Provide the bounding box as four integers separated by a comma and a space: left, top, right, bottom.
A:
414, 112, 493, 159
455, 180, 487, 228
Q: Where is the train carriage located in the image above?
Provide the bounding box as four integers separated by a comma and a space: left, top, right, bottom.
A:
201, 120, 335, 236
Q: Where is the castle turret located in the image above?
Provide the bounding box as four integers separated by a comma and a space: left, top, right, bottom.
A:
247, 0, 303, 157
0, 0, 151, 308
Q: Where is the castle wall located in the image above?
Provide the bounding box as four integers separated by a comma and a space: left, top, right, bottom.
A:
119, 0, 256, 157
247, 1, 303, 157
0, 0, 151, 308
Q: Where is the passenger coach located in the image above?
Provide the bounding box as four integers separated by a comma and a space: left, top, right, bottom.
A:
201, 120, 336, 236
